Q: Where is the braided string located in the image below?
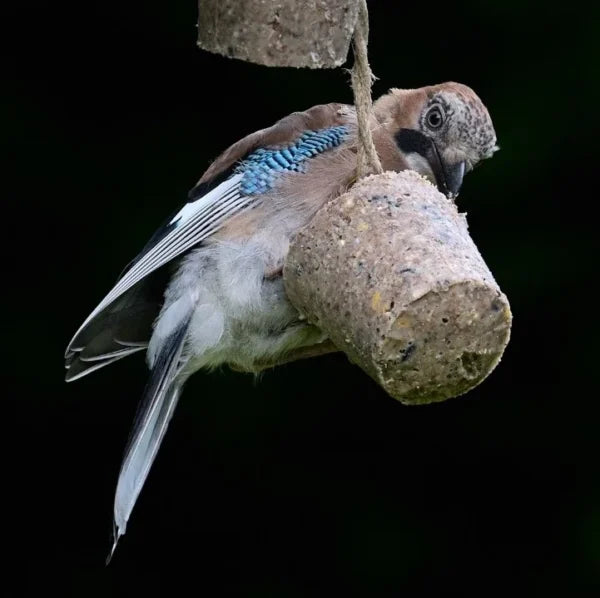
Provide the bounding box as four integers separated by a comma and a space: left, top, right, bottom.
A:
351, 0, 383, 178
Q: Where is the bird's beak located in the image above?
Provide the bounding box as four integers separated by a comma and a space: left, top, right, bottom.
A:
442, 160, 465, 199
394, 129, 466, 200
427, 142, 465, 200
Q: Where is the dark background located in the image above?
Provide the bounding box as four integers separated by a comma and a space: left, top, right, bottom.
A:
6, 0, 598, 595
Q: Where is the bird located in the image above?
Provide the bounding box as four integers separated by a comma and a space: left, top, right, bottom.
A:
64, 81, 498, 559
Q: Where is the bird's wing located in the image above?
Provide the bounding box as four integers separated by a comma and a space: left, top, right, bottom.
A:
65, 103, 349, 381
64, 173, 252, 381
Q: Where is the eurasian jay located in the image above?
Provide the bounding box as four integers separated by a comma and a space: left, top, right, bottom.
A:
65, 82, 498, 556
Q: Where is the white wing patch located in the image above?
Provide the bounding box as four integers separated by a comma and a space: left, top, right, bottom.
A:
168, 192, 214, 225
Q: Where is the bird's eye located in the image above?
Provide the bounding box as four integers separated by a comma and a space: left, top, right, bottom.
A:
426, 106, 444, 129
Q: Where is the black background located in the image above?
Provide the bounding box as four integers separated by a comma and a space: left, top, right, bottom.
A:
6, 0, 598, 595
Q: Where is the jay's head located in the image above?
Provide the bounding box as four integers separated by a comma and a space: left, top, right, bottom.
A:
374, 82, 498, 198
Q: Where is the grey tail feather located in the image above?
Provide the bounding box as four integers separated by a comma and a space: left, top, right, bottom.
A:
105, 522, 121, 566
107, 312, 191, 563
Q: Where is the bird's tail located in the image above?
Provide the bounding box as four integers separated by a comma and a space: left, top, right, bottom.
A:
106, 313, 191, 564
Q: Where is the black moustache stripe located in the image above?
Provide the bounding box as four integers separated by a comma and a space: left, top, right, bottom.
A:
394, 128, 449, 196
394, 128, 433, 158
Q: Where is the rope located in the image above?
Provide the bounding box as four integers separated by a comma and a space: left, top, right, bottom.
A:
351, 0, 383, 178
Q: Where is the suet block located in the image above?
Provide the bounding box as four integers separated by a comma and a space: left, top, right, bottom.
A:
284, 170, 512, 404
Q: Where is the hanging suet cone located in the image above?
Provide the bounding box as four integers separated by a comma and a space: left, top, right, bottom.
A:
283, 170, 512, 405
196, 0, 360, 68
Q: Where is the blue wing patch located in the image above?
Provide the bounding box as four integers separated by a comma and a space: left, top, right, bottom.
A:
236, 125, 348, 195
123, 126, 348, 279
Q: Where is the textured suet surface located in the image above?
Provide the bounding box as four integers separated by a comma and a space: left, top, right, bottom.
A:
196, 0, 360, 68
284, 170, 512, 404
